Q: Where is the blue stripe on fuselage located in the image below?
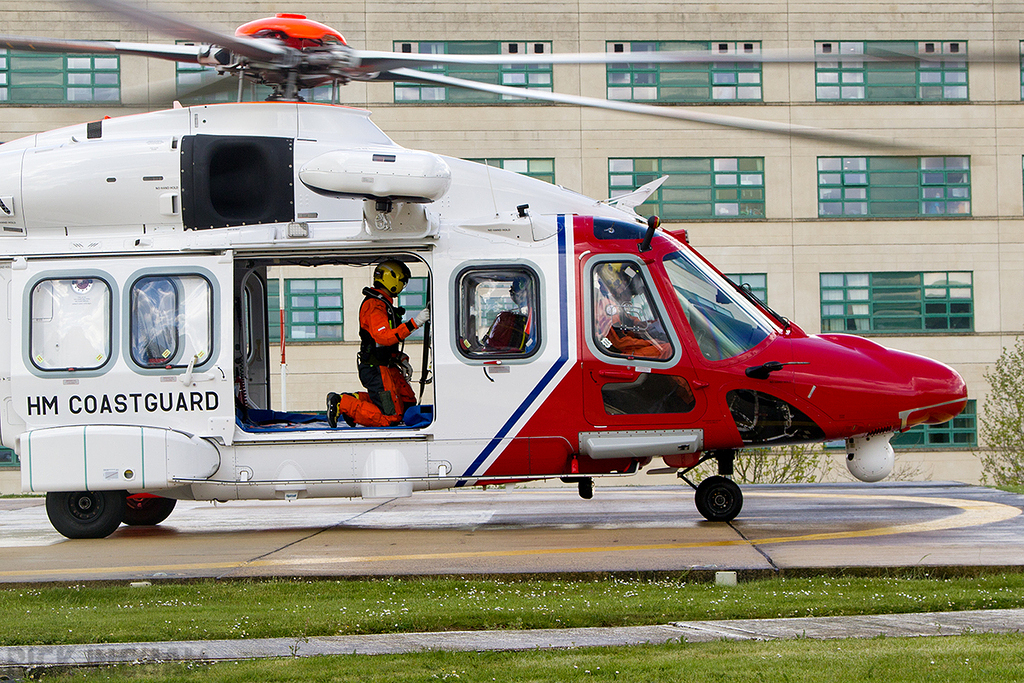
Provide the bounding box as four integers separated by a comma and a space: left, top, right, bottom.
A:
457, 215, 571, 483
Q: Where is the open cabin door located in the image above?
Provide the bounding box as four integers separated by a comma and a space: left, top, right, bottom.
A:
235, 266, 271, 411
11, 253, 233, 492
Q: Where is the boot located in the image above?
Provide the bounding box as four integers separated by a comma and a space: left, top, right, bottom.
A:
326, 392, 341, 428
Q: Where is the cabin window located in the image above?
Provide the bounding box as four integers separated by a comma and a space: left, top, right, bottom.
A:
130, 275, 213, 369
456, 267, 539, 360
591, 260, 673, 362
30, 277, 112, 371
601, 373, 696, 416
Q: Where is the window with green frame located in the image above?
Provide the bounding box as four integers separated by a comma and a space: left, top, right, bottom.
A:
467, 158, 555, 184
891, 400, 976, 449
0, 50, 119, 103
817, 156, 970, 217
815, 40, 967, 101
396, 277, 429, 340
268, 279, 344, 342
0, 447, 18, 468
726, 273, 767, 304
393, 41, 552, 103
607, 41, 762, 102
609, 157, 765, 220
820, 271, 973, 333
176, 59, 270, 103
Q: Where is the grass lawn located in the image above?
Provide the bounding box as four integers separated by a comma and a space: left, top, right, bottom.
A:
3, 573, 1024, 647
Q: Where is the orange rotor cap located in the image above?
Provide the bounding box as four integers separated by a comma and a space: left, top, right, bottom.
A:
235, 13, 346, 47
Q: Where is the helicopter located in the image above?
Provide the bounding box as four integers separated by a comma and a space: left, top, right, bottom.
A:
0, 1, 969, 538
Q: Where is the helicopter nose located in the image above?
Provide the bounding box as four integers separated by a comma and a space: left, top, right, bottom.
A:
898, 352, 968, 427
852, 337, 968, 429
800, 334, 968, 434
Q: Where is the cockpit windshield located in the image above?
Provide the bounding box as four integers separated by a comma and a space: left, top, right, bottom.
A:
663, 250, 774, 361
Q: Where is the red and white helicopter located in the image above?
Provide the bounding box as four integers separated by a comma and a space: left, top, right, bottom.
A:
0, 1, 968, 538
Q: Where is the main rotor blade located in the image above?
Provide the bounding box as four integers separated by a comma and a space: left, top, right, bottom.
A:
350, 49, 773, 74
0, 34, 206, 63
386, 68, 921, 150
80, 0, 289, 63
350, 45, 1018, 75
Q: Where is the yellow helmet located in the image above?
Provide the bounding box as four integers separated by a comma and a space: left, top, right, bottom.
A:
374, 260, 411, 295
598, 262, 630, 291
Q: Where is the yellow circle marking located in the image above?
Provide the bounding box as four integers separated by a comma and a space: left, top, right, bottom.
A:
0, 492, 1018, 578
262, 493, 1019, 567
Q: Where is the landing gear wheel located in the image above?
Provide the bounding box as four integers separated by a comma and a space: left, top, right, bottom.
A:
45, 490, 127, 539
694, 476, 743, 522
123, 496, 177, 526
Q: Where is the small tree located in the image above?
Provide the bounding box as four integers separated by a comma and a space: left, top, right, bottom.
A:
694, 442, 832, 484
733, 443, 832, 484
979, 338, 1024, 485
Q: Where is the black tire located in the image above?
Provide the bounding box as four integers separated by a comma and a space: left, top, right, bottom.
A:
694, 476, 743, 522
123, 496, 177, 526
45, 490, 127, 539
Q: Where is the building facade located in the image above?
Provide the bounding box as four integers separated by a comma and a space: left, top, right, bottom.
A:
2, 0, 1021, 489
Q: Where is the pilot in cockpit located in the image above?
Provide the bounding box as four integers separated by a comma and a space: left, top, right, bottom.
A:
593, 261, 671, 361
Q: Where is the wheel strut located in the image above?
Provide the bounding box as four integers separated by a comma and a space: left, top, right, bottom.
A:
677, 449, 737, 490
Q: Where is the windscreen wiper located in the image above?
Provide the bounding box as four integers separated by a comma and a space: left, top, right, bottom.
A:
726, 278, 791, 332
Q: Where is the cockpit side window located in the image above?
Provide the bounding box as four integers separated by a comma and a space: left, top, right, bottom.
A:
662, 251, 773, 361
456, 267, 539, 360
591, 260, 672, 362
30, 277, 112, 372
130, 274, 213, 369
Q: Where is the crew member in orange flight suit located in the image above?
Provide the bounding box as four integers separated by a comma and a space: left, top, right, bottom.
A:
326, 260, 430, 427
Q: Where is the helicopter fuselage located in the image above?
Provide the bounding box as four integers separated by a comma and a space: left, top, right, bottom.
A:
0, 102, 967, 535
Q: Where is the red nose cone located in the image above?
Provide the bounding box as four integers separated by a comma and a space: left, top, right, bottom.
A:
793, 334, 969, 436
901, 356, 968, 427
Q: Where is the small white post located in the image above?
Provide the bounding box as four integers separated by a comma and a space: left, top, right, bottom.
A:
715, 571, 738, 587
